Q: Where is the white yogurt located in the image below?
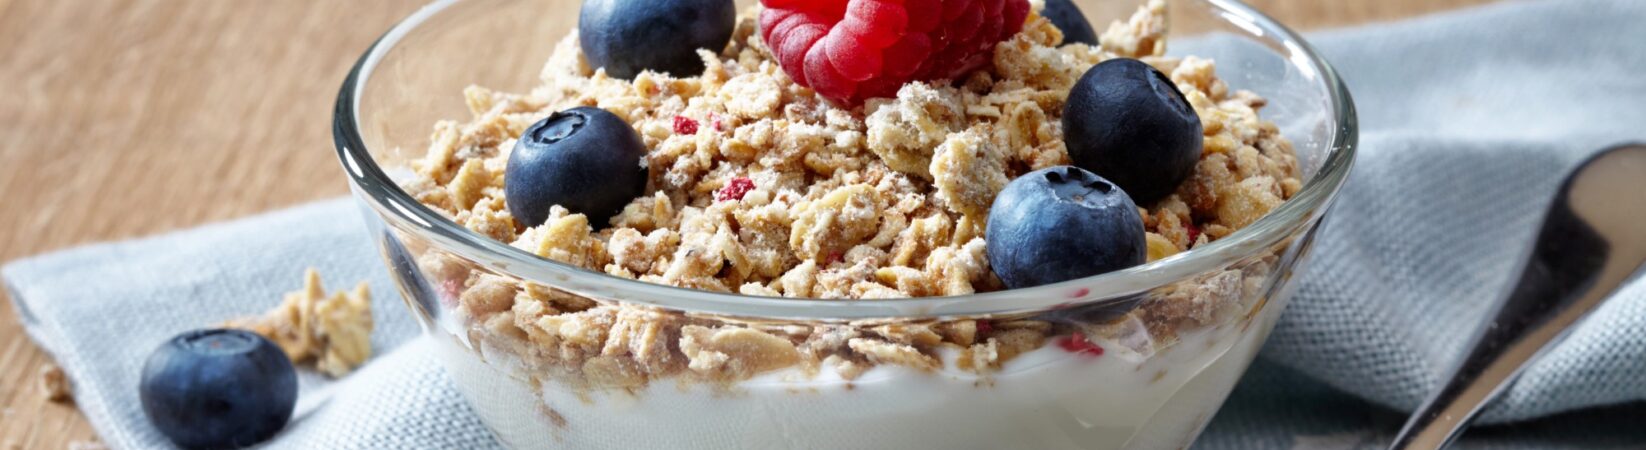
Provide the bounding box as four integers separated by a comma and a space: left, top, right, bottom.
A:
435, 300, 1281, 450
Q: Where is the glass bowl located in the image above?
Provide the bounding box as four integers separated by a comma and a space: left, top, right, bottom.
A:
333, 0, 1356, 448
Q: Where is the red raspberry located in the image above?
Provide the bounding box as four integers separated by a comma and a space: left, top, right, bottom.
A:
1057, 333, 1104, 356
759, 0, 1029, 104
716, 177, 756, 202
673, 115, 699, 135
439, 278, 463, 309
708, 112, 726, 131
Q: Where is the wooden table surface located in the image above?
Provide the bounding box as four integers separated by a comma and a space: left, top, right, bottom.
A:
0, 0, 1497, 447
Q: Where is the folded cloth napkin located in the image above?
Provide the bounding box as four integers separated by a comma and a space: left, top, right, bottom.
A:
7, 0, 1646, 448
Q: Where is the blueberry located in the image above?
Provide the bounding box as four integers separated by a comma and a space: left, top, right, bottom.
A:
1063, 58, 1203, 205
986, 166, 1146, 289
1043, 0, 1099, 46
579, 0, 737, 80
507, 107, 648, 228
140, 329, 297, 450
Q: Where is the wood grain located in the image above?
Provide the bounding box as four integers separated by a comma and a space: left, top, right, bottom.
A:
0, 0, 1497, 447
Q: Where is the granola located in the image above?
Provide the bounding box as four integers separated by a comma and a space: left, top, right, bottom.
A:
227, 269, 374, 377
403, 1, 1300, 388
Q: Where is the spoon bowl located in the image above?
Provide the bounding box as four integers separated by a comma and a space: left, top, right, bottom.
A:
1390, 143, 1646, 449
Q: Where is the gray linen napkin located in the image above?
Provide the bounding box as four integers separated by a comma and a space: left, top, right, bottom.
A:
6, 0, 1646, 448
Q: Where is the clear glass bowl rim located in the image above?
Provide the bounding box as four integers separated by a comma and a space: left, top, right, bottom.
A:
331, 0, 1358, 320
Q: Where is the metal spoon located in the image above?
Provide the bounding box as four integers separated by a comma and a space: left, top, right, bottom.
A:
1388, 143, 1646, 449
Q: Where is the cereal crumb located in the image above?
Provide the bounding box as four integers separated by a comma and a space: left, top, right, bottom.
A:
847, 338, 940, 371
866, 82, 965, 178
930, 127, 1010, 221
1101, 0, 1168, 58
680, 326, 801, 380
226, 269, 374, 377
39, 363, 71, 403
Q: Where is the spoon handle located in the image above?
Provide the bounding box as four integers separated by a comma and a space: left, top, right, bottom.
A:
1389, 144, 1646, 450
